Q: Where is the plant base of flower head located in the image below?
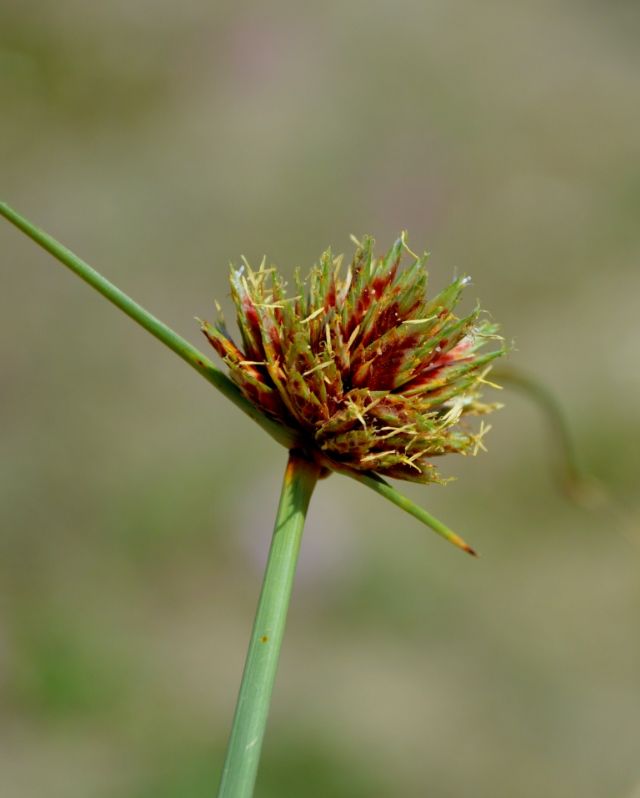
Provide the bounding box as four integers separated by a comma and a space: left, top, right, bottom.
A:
202, 233, 505, 484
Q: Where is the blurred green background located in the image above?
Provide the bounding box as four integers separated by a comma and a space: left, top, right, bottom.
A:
2, 2, 639, 796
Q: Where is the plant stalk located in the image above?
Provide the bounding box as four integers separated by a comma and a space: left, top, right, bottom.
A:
0, 202, 296, 450
217, 450, 320, 798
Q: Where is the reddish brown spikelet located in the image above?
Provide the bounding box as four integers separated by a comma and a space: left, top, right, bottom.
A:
201, 234, 505, 484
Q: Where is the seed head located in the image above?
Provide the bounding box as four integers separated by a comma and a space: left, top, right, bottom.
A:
202, 234, 504, 484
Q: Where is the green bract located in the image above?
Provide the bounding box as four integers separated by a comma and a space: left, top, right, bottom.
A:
202, 234, 504, 484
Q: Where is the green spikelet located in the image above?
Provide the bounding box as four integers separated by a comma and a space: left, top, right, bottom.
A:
202, 233, 505, 484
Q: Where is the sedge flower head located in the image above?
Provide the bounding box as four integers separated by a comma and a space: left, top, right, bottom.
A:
202, 234, 504, 484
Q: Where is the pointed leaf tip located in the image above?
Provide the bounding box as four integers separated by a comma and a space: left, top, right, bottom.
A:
460, 541, 479, 557
343, 469, 479, 557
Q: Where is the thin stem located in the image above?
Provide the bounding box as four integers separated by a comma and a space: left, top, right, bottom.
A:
217, 450, 320, 798
491, 366, 596, 503
0, 202, 296, 450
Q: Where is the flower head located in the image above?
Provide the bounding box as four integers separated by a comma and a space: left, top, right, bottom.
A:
202, 234, 504, 484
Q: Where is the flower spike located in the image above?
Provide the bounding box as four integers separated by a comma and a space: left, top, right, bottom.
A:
203, 234, 505, 489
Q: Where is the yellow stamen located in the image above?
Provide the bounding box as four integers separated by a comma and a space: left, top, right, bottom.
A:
402, 316, 436, 325
303, 361, 332, 377
346, 324, 360, 351
351, 403, 367, 430
360, 450, 396, 463
325, 323, 333, 356
301, 307, 325, 324
400, 231, 420, 260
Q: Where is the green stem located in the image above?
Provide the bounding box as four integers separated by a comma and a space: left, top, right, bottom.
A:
0, 201, 296, 450
218, 451, 320, 798
491, 366, 591, 501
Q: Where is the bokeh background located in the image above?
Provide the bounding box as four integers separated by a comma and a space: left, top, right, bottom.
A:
2, 2, 640, 796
